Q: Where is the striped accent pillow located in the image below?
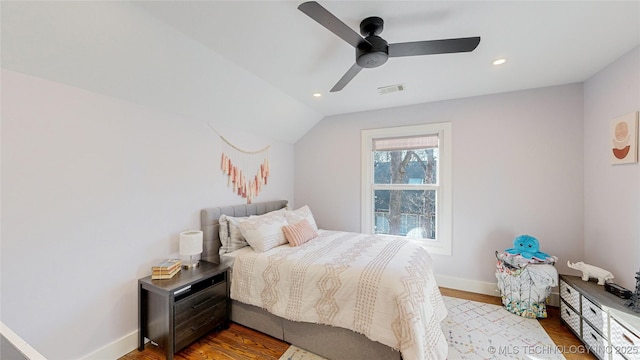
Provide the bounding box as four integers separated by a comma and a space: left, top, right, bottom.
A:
282, 219, 318, 247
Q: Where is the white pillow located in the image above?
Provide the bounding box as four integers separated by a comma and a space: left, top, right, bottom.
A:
284, 205, 318, 230
239, 213, 289, 252
218, 215, 249, 255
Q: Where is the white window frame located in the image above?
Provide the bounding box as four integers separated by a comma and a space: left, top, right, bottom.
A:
361, 122, 452, 255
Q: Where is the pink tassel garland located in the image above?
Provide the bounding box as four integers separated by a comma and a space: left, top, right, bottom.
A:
219, 150, 270, 203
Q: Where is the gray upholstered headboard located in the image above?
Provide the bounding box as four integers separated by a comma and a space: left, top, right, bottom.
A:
200, 200, 288, 264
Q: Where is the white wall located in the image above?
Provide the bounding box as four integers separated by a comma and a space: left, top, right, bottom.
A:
0, 69, 294, 359
294, 83, 585, 285
0, 1, 322, 144
583, 46, 640, 291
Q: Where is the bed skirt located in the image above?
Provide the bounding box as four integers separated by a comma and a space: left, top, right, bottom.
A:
231, 300, 401, 360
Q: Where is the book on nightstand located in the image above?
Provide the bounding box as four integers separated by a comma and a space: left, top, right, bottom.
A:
151, 259, 182, 279
152, 266, 181, 279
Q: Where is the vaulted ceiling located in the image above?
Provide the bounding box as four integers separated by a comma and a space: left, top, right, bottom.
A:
2, 1, 639, 143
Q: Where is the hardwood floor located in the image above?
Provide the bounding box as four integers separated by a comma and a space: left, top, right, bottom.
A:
122, 287, 593, 360
120, 323, 288, 360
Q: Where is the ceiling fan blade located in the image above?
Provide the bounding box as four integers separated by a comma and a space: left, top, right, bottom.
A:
388, 36, 480, 57
330, 63, 362, 92
298, 1, 370, 48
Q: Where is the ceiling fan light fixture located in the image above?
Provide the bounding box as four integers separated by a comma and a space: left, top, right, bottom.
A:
493, 58, 507, 66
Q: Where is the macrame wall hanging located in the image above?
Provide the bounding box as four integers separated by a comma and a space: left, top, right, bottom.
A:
213, 125, 270, 204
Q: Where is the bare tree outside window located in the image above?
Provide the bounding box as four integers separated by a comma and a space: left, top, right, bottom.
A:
362, 123, 452, 255
373, 138, 438, 240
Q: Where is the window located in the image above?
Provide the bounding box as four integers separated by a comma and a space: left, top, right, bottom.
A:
361, 123, 452, 255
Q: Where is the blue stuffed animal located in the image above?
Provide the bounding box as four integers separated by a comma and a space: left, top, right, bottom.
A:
505, 235, 551, 261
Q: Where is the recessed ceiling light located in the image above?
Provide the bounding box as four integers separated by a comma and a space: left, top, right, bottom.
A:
313, 93, 322, 97
493, 58, 507, 66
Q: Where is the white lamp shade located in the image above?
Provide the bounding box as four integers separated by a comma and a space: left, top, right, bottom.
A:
179, 230, 203, 256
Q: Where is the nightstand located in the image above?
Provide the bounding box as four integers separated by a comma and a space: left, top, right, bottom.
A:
138, 261, 229, 360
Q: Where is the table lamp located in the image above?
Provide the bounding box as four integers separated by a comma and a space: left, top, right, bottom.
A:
180, 230, 203, 269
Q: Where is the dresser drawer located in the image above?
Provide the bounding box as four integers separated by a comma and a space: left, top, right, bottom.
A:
583, 319, 607, 360
611, 318, 640, 360
175, 300, 226, 351
560, 280, 581, 311
561, 300, 581, 336
582, 295, 608, 337
174, 282, 226, 324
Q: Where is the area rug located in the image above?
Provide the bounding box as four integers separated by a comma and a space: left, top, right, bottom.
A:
279, 296, 564, 360
442, 296, 564, 359
279, 345, 327, 360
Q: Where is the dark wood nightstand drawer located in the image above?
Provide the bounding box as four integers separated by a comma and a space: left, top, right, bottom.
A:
174, 282, 226, 324
175, 300, 226, 351
138, 262, 229, 360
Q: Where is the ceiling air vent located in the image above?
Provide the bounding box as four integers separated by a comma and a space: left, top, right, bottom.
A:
378, 84, 405, 95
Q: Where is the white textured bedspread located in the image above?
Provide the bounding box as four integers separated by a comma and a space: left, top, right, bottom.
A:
231, 230, 448, 360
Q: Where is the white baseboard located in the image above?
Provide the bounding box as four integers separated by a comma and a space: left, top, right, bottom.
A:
435, 273, 560, 307
0, 322, 48, 360
436, 273, 500, 296
82, 330, 140, 360
1, 320, 142, 360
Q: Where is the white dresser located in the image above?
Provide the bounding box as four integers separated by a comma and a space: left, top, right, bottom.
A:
560, 275, 640, 360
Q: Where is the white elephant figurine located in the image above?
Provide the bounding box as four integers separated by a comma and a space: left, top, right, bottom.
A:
567, 261, 614, 285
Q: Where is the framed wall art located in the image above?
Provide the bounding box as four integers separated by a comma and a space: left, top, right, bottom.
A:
610, 111, 638, 165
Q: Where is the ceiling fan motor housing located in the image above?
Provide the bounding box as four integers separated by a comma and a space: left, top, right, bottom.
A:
357, 35, 389, 68
356, 16, 389, 68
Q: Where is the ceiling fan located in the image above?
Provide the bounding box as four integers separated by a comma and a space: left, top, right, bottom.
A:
298, 1, 481, 92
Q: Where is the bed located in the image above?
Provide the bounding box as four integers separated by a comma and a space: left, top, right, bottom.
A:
200, 200, 448, 360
